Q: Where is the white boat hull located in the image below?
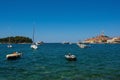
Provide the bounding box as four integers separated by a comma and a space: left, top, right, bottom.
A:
7, 45, 12, 48
6, 52, 22, 60
65, 55, 76, 61
77, 43, 88, 48
31, 44, 38, 49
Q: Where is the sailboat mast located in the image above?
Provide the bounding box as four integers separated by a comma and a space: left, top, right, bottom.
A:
32, 24, 35, 43
30, 23, 38, 49
8, 36, 10, 44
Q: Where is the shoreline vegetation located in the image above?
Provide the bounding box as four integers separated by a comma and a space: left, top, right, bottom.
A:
0, 36, 32, 44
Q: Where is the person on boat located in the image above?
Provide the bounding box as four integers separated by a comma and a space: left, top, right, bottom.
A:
68, 53, 71, 56
13, 52, 18, 54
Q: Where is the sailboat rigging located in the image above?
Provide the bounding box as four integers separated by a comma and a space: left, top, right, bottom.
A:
30, 25, 38, 49
7, 36, 12, 48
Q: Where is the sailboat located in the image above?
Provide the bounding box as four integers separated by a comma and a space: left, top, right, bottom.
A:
30, 25, 38, 49
7, 36, 12, 48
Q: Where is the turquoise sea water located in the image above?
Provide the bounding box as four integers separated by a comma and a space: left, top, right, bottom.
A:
0, 43, 120, 80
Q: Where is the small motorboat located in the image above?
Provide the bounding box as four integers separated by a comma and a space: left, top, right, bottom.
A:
65, 53, 77, 61
77, 43, 88, 48
6, 52, 22, 60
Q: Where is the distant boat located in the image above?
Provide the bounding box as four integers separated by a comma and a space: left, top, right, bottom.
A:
31, 43, 38, 49
6, 52, 22, 60
36, 41, 44, 45
30, 25, 38, 49
7, 45, 12, 48
7, 37, 12, 48
65, 53, 77, 61
62, 41, 70, 44
77, 43, 88, 48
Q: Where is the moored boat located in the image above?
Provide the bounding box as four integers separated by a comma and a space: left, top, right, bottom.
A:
62, 41, 70, 44
31, 43, 38, 49
36, 41, 44, 45
65, 53, 76, 61
77, 43, 88, 48
7, 44, 12, 48
7, 36, 12, 48
30, 24, 38, 49
6, 52, 22, 60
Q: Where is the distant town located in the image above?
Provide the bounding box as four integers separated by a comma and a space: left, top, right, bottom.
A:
84, 33, 120, 44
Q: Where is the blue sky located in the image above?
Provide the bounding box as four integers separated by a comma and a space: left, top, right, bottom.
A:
0, 0, 120, 42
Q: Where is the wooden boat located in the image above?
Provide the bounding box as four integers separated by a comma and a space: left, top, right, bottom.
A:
65, 53, 76, 61
6, 52, 22, 60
